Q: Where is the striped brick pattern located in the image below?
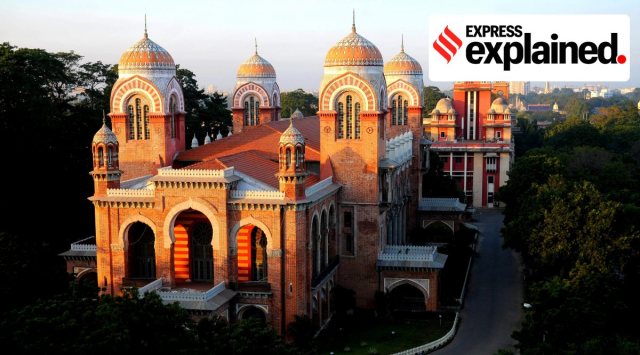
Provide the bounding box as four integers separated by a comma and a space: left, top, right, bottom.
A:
173, 223, 190, 282
237, 224, 254, 282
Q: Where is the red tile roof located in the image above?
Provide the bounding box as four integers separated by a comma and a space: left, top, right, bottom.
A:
177, 117, 322, 190
177, 117, 320, 163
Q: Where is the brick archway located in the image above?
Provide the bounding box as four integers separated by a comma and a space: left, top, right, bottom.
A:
163, 199, 221, 250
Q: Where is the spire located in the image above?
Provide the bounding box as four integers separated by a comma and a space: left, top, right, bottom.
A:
102, 109, 106, 125
352, 9, 356, 33
254, 37, 258, 55
144, 14, 148, 38
401, 34, 404, 52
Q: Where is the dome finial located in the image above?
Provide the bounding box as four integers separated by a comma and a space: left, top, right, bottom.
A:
254, 37, 258, 55
102, 109, 106, 125
144, 14, 148, 38
401, 34, 404, 52
352, 9, 356, 33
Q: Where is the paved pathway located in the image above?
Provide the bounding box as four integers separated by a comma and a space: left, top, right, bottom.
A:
433, 209, 522, 355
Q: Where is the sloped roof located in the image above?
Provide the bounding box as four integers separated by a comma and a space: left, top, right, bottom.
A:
176, 117, 320, 163
187, 149, 320, 189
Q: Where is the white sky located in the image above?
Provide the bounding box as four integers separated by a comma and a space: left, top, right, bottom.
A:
1, 0, 639, 93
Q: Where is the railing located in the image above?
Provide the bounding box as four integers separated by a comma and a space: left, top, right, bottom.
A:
157, 166, 234, 178
137, 278, 162, 296
305, 176, 333, 196
157, 281, 226, 302
391, 312, 461, 355
378, 246, 437, 262
230, 190, 285, 200
70, 237, 97, 251
107, 188, 155, 197
419, 198, 466, 212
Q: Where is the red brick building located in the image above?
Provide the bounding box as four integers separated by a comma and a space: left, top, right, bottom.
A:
424, 82, 514, 207
85, 21, 446, 336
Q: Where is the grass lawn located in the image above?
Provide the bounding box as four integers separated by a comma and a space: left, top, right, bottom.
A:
314, 313, 455, 355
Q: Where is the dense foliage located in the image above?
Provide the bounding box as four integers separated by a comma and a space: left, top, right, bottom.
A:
0, 290, 294, 354
500, 93, 640, 354
280, 89, 318, 118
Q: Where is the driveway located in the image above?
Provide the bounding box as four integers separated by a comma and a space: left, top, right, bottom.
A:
433, 209, 523, 355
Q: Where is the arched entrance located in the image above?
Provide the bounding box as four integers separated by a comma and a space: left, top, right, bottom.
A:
239, 306, 267, 323
173, 209, 214, 283
236, 224, 268, 282
127, 222, 156, 279
389, 283, 427, 312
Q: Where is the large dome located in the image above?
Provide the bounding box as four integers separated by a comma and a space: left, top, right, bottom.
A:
237, 52, 276, 79
118, 31, 175, 73
324, 24, 383, 67
384, 45, 422, 75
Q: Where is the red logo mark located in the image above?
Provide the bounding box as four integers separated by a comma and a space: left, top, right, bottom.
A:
433, 26, 463, 63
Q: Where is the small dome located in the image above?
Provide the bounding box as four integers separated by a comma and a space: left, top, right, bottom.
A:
324, 23, 383, 67
93, 122, 118, 145
433, 98, 453, 114
191, 134, 199, 148
280, 120, 305, 145
490, 97, 508, 114
384, 45, 422, 75
290, 108, 304, 120
204, 133, 211, 144
237, 51, 276, 79
118, 32, 175, 73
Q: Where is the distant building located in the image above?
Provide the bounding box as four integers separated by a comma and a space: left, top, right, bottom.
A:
552, 102, 559, 113
424, 82, 514, 207
527, 104, 552, 112
510, 81, 530, 95
543, 82, 551, 94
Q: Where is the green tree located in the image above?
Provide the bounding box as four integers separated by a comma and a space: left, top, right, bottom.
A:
423, 86, 446, 116
177, 67, 231, 143
280, 89, 317, 118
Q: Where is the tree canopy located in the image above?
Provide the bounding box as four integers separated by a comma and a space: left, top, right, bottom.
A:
500, 93, 640, 354
280, 89, 317, 118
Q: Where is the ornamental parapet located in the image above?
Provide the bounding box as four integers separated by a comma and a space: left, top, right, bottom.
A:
230, 190, 285, 200
157, 166, 235, 178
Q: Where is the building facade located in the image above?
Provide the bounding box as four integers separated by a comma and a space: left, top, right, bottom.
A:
424, 82, 514, 207
86, 21, 446, 336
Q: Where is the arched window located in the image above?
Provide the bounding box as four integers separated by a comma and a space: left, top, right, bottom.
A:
244, 101, 250, 125
244, 95, 260, 126
403, 99, 408, 125
127, 105, 135, 139
391, 98, 397, 125
285, 148, 291, 170
295, 146, 303, 167
336, 93, 362, 139
321, 211, 328, 269
391, 94, 409, 125
251, 228, 268, 281
169, 96, 177, 139
107, 146, 113, 167
126, 95, 151, 140
337, 102, 344, 139
312, 216, 320, 277
128, 222, 156, 279
98, 147, 104, 167
143, 105, 150, 139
